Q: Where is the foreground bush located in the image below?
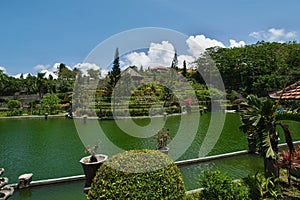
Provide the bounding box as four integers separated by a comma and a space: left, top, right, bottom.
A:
243, 172, 281, 199
87, 149, 185, 199
199, 170, 249, 200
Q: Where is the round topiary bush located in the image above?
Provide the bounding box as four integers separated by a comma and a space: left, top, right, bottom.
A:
87, 149, 185, 199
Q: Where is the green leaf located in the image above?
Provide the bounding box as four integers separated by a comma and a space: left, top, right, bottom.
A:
252, 115, 262, 126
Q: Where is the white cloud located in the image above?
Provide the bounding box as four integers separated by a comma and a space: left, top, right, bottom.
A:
249, 31, 261, 39
122, 41, 176, 69
14, 73, 32, 79
229, 39, 246, 48
40, 69, 58, 79
125, 52, 151, 68
34, 64, 48, 71
268, 28, 285, 41
186, 35, 225, 57
249, 28, 297, 42
0, 66, 7, 74
148, 41, 175, 66
33, 63, 73, 79
121, 34, 247, 70
101, 69, 109, 77
178, 55, 195, 68
286, 31, 296, 38
34, 63, 72, 73
73, 62, 103, 77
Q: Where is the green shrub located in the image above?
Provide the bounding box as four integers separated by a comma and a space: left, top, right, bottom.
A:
6, 110, 21, 116
199, 170, 249, 200
243, 172, 281, 200
88, 149, 185, 199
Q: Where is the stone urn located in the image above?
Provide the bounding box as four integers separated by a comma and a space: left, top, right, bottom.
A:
158, 147, 169, 155
80, 154, 108, 188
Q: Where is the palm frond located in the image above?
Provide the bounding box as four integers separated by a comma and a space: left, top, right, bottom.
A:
276, 112, 300, 122
263, 133, 278, 159
278, 122, 294, 153
252, 114, 262, 126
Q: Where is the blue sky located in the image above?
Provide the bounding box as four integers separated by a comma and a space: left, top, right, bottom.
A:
0, 0, 299, 76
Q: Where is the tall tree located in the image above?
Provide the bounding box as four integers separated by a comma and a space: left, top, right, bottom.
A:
170, 51, 178, 81
58, 63, 74, 80
139, 65, 144, 73
37, 72, 47, 99
171, 51, 178, 70
108, 48, 121, 88
24, 74, 38, 94
182, 60, 187, 78
107, 48, 121, 115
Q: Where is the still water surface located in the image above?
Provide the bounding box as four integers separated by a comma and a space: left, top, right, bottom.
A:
0, 113, 248, 182
1, 113, 299, 199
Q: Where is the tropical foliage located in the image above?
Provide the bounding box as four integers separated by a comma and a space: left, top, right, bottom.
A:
243, 172, 281, 199
239, 95, 300, 177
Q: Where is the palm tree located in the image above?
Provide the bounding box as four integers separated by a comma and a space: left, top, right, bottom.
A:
240, 95, 299, 178
24, 74, 38, 94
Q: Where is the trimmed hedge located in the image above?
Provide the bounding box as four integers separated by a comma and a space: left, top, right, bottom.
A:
87, 149, 185, 199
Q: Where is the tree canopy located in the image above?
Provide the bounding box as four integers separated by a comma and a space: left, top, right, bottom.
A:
207, 41, 300, 96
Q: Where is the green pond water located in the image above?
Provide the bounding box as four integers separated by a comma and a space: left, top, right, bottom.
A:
1, 112, 300, 199
11, 154, 264, 200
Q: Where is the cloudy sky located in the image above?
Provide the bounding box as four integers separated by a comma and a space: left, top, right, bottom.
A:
0, 0, 299, 76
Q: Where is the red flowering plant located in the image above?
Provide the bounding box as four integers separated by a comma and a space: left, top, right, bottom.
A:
278, 145, 300, 184
278, 145, 300, 169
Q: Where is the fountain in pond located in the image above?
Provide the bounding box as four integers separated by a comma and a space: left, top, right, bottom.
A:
0, 168, 14, 200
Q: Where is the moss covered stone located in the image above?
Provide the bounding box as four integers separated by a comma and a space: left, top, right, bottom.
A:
87, 149, 185, 199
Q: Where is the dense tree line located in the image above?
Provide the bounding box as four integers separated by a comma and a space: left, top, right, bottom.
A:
206, 41, 300, 96
0, 64, 82, 101
1, 41, 300, 104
